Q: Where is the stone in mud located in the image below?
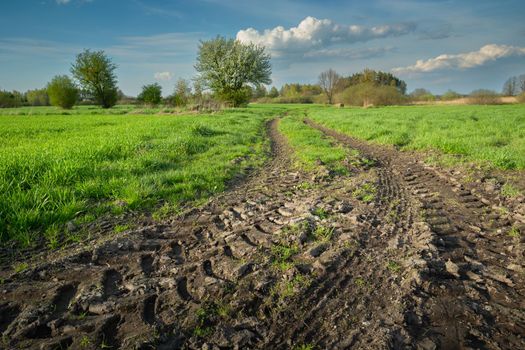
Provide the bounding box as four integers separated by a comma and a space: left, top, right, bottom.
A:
445, 259, 460, 278
417, 338, 437, 350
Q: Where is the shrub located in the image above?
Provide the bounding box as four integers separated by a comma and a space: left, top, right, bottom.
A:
517, 92, 525, 103
0, 90, 24, 108
336, 83, 406, 107
26, 88, 50, 106
138, 83, 162, 106
46, 75, 79, 109
468, 89, 501, 105
441, 90, 462, 101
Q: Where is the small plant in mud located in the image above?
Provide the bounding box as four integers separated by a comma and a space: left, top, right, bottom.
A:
508, 227, 521, 238
352, 182, 377, 203
114, 224, 131, 233
294, 343, 315, 350
354, 277, 366, 287
298, 181, 315, 190
271, 274, 312, 302
270, 244, 299, 270
501, 183, 521, 198
312, 207, 329, 219
13, 262, 28, 274
79, 335, 91, 347
386, 261, 402, 274
193, 301, 229, 338
313, 224, 334, 242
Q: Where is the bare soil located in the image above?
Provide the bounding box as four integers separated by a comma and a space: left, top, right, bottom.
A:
1, 118, 524, 349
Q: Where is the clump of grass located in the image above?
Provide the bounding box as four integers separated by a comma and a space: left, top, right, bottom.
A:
386, 261, 401, 274
501, 183, 521, 198
294, 344, 315, 350
13, 262, 29, 273
114, 224, 131, 233
312, 207, 329, 219
313, 224, 334, 242
352, 182, 377, 203
508, 227, 521, 238
270, 244, 299, 270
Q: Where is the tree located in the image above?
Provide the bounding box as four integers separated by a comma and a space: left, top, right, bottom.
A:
519, 74, 525, 93
71, 50, 119, 108
441, 90, 461, 101
410, 88, 435, 101
253, 84, 268, 99
138, 83, 162, 106
318, 69, 340, 104
268, 86, 279, 98
0, 90, 24, 108
173, 78, 191, 107
26, 88, 49, 106
502, 76, 518, 96
347, 69, 407, 94
46, 75, 79, 109
195, 36, 272, 107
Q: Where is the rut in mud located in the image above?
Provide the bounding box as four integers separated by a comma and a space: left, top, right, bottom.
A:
1, 117, 524, 350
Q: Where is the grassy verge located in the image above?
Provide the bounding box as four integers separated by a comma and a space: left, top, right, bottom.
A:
0, 106, 281, 248
308, 105, 525, 170
278, 112, 349, 173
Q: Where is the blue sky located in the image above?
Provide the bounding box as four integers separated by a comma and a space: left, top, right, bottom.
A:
1, 0, 525, 96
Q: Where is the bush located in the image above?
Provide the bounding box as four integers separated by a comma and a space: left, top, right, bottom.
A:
409, 88, 435, 102
468, 89, 501, 105
46, 75, 79, 109
26, 89, 50, 106
0, 90, 24, 108
336, 83, 407, 107
138, 83, 162, 106
441, 90, 462, 101
517, 93, 525, 103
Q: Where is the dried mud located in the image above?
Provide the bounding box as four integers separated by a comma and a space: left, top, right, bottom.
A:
0, 118, 523, 349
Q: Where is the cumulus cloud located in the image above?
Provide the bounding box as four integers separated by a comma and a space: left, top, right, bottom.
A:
154, 71, 173, 81
236, 16, 415, 57
393, 44, 525, 74
56, 0, 71, 4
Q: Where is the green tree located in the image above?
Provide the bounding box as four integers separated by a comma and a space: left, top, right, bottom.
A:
346, 69, 407, 94
0, 90, 24, 108
71, 50, 118, 108
46, 75, 79, 109
195, 36, 271, 107
173, 78, 191, 107
138, 83, 162, 106
268, 86, 279, 98
253, 84, 268, 99
441, 90, 461, 101
26, 88, 50, 106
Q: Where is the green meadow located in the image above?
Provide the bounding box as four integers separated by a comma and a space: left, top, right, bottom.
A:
308, 104, 525, 170
0, 106, 283, 247
1, 103, 524, 249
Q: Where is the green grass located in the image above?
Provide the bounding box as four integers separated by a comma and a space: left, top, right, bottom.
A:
278, 112, 349, 173
0, 106, 283, 248
308, 105, 525, 170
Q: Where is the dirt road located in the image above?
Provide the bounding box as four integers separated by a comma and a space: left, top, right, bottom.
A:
1, 118, 523, 349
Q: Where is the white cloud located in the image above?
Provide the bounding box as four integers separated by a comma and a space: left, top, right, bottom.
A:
393, 44, 525, 74
236, 16, 415, 57
154, 71, 173, 81
56, 0, 71, 4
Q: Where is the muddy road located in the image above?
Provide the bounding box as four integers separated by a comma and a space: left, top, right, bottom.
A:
1, 118, 524, 349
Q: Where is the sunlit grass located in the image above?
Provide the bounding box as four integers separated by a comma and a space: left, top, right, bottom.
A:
0, 106, 282, 247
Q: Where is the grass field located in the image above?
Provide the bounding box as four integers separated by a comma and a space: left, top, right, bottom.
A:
1, 103, 524, 249
0, 106, 283, 247
308, 104, 525, 170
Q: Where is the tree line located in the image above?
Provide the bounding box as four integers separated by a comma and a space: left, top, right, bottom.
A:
2, 34, 525, 109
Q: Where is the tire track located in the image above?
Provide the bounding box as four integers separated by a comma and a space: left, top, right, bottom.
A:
306, 118, 525, 350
